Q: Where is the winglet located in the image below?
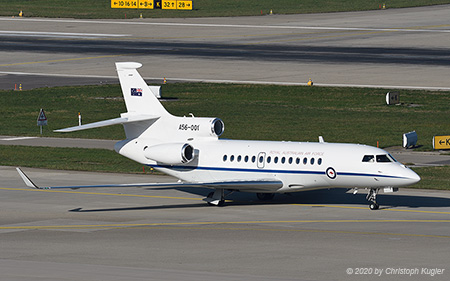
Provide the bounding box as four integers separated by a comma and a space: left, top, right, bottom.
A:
16, 168, 39, 189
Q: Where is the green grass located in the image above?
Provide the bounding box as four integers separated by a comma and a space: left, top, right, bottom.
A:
0, 145, 146, 174
1, 84, 449, 150
1, 83, 449, 190
1, 0, 450, 18
411, 166, 450, 190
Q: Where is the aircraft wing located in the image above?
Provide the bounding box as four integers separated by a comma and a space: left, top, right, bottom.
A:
16, 168, 283, 191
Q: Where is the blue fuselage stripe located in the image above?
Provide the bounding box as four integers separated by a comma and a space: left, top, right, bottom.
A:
151, 165, 408, 180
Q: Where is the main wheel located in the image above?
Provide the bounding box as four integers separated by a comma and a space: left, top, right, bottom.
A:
256, 193, 275, 201
369, 203, 379, 210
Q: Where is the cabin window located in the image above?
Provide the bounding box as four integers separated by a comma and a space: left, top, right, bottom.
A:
252, 156, 256, 163
230, 155, 235, 162
259, 156, 264, 163
267, 156, 271, 163
223, 155, 227, 162
376, 154, 392, 163
281, 157, 286, 164
244, 155, 249, 162
362, 155, 375, 162
310, 158, 315, 165
303, 157, 308, 165
237, 155, 242, 162
318, 158, 322, 165
274, 157, 279, 164
296, 157, 300, 164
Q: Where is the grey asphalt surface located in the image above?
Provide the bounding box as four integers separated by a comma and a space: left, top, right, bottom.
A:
1, 5, 450, 281
1, 5, 450, 90
1, 166, 450, 281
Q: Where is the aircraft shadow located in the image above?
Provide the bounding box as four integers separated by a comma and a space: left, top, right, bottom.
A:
69, 188, 450, 212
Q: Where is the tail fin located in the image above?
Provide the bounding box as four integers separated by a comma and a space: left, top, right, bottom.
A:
116, 62, 168, 116
54, 62, 168, 138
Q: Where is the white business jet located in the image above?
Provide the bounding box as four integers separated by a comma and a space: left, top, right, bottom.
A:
17, 62, 420, 210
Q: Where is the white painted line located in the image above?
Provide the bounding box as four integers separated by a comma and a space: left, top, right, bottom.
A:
0, 71, 117, 79
1, 137, 38, 141
1, 17, 449, 33
0, 30, 129, 38
1, 71, 450, 91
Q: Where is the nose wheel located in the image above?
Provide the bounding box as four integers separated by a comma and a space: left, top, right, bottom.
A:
367, 188, 380, 210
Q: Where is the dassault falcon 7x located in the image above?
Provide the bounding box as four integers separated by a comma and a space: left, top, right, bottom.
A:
17, 62, 420, 210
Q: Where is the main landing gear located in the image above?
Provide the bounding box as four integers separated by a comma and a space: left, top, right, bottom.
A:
367, 188, 380, 210
204, 189, 226, 206
256, 193, 275, 201
204, 190, 276, 206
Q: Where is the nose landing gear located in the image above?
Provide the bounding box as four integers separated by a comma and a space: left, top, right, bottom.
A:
367, 188, 380, 210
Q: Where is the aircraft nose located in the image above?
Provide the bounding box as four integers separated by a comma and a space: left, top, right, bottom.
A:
405, 167, 421, 185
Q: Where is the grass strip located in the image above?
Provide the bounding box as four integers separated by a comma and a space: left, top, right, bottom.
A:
1, 83, 449, 151
0, 145, 145, 174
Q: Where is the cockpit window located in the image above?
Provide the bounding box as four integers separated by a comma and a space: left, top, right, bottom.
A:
362, 155, 375, 162
388, 153, 398, 162
376, 154, 392, 163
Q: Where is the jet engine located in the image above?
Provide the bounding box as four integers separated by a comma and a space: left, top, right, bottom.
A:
176, 117, 224, 139
143, 143, 194, 165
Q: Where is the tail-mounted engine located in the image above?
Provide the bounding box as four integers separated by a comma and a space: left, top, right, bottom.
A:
143, 143, 194, 165
177, 117, 224, 139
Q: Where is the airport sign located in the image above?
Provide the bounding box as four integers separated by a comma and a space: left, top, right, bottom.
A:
139, 0, 154, 9
37, 108, 48, 126
176, 0, 193, 10
111, 0, 193, 10
433, 135, 450, 150
111, 0, 138, 9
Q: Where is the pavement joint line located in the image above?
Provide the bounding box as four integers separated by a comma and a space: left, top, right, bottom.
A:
0, 137, 38, 141
1, 18, 450, 33
0, 55, 125, 67
1, 71, 450, 90
2, 220, 450, 239
2, 219, 450, 229
0, 30, 129, 38
0, 187, 202, 201
290, 204, 450, 214
1, 187, 450, 215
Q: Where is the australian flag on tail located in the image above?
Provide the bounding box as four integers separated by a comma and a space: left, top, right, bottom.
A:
131, 88, 143, 97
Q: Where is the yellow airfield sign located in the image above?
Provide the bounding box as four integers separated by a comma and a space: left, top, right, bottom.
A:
176, 0, 193, 10
433, 135, 450, 150
111, 0, 193, 10
139, 0, 154, 9
111, 1, 138, 9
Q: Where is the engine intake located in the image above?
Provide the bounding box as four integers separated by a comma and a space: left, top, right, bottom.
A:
143, 143, 194, 165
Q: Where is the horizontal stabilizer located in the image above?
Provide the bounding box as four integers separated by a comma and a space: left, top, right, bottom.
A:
16, 168, 282, 191
54, 114, 159, 133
